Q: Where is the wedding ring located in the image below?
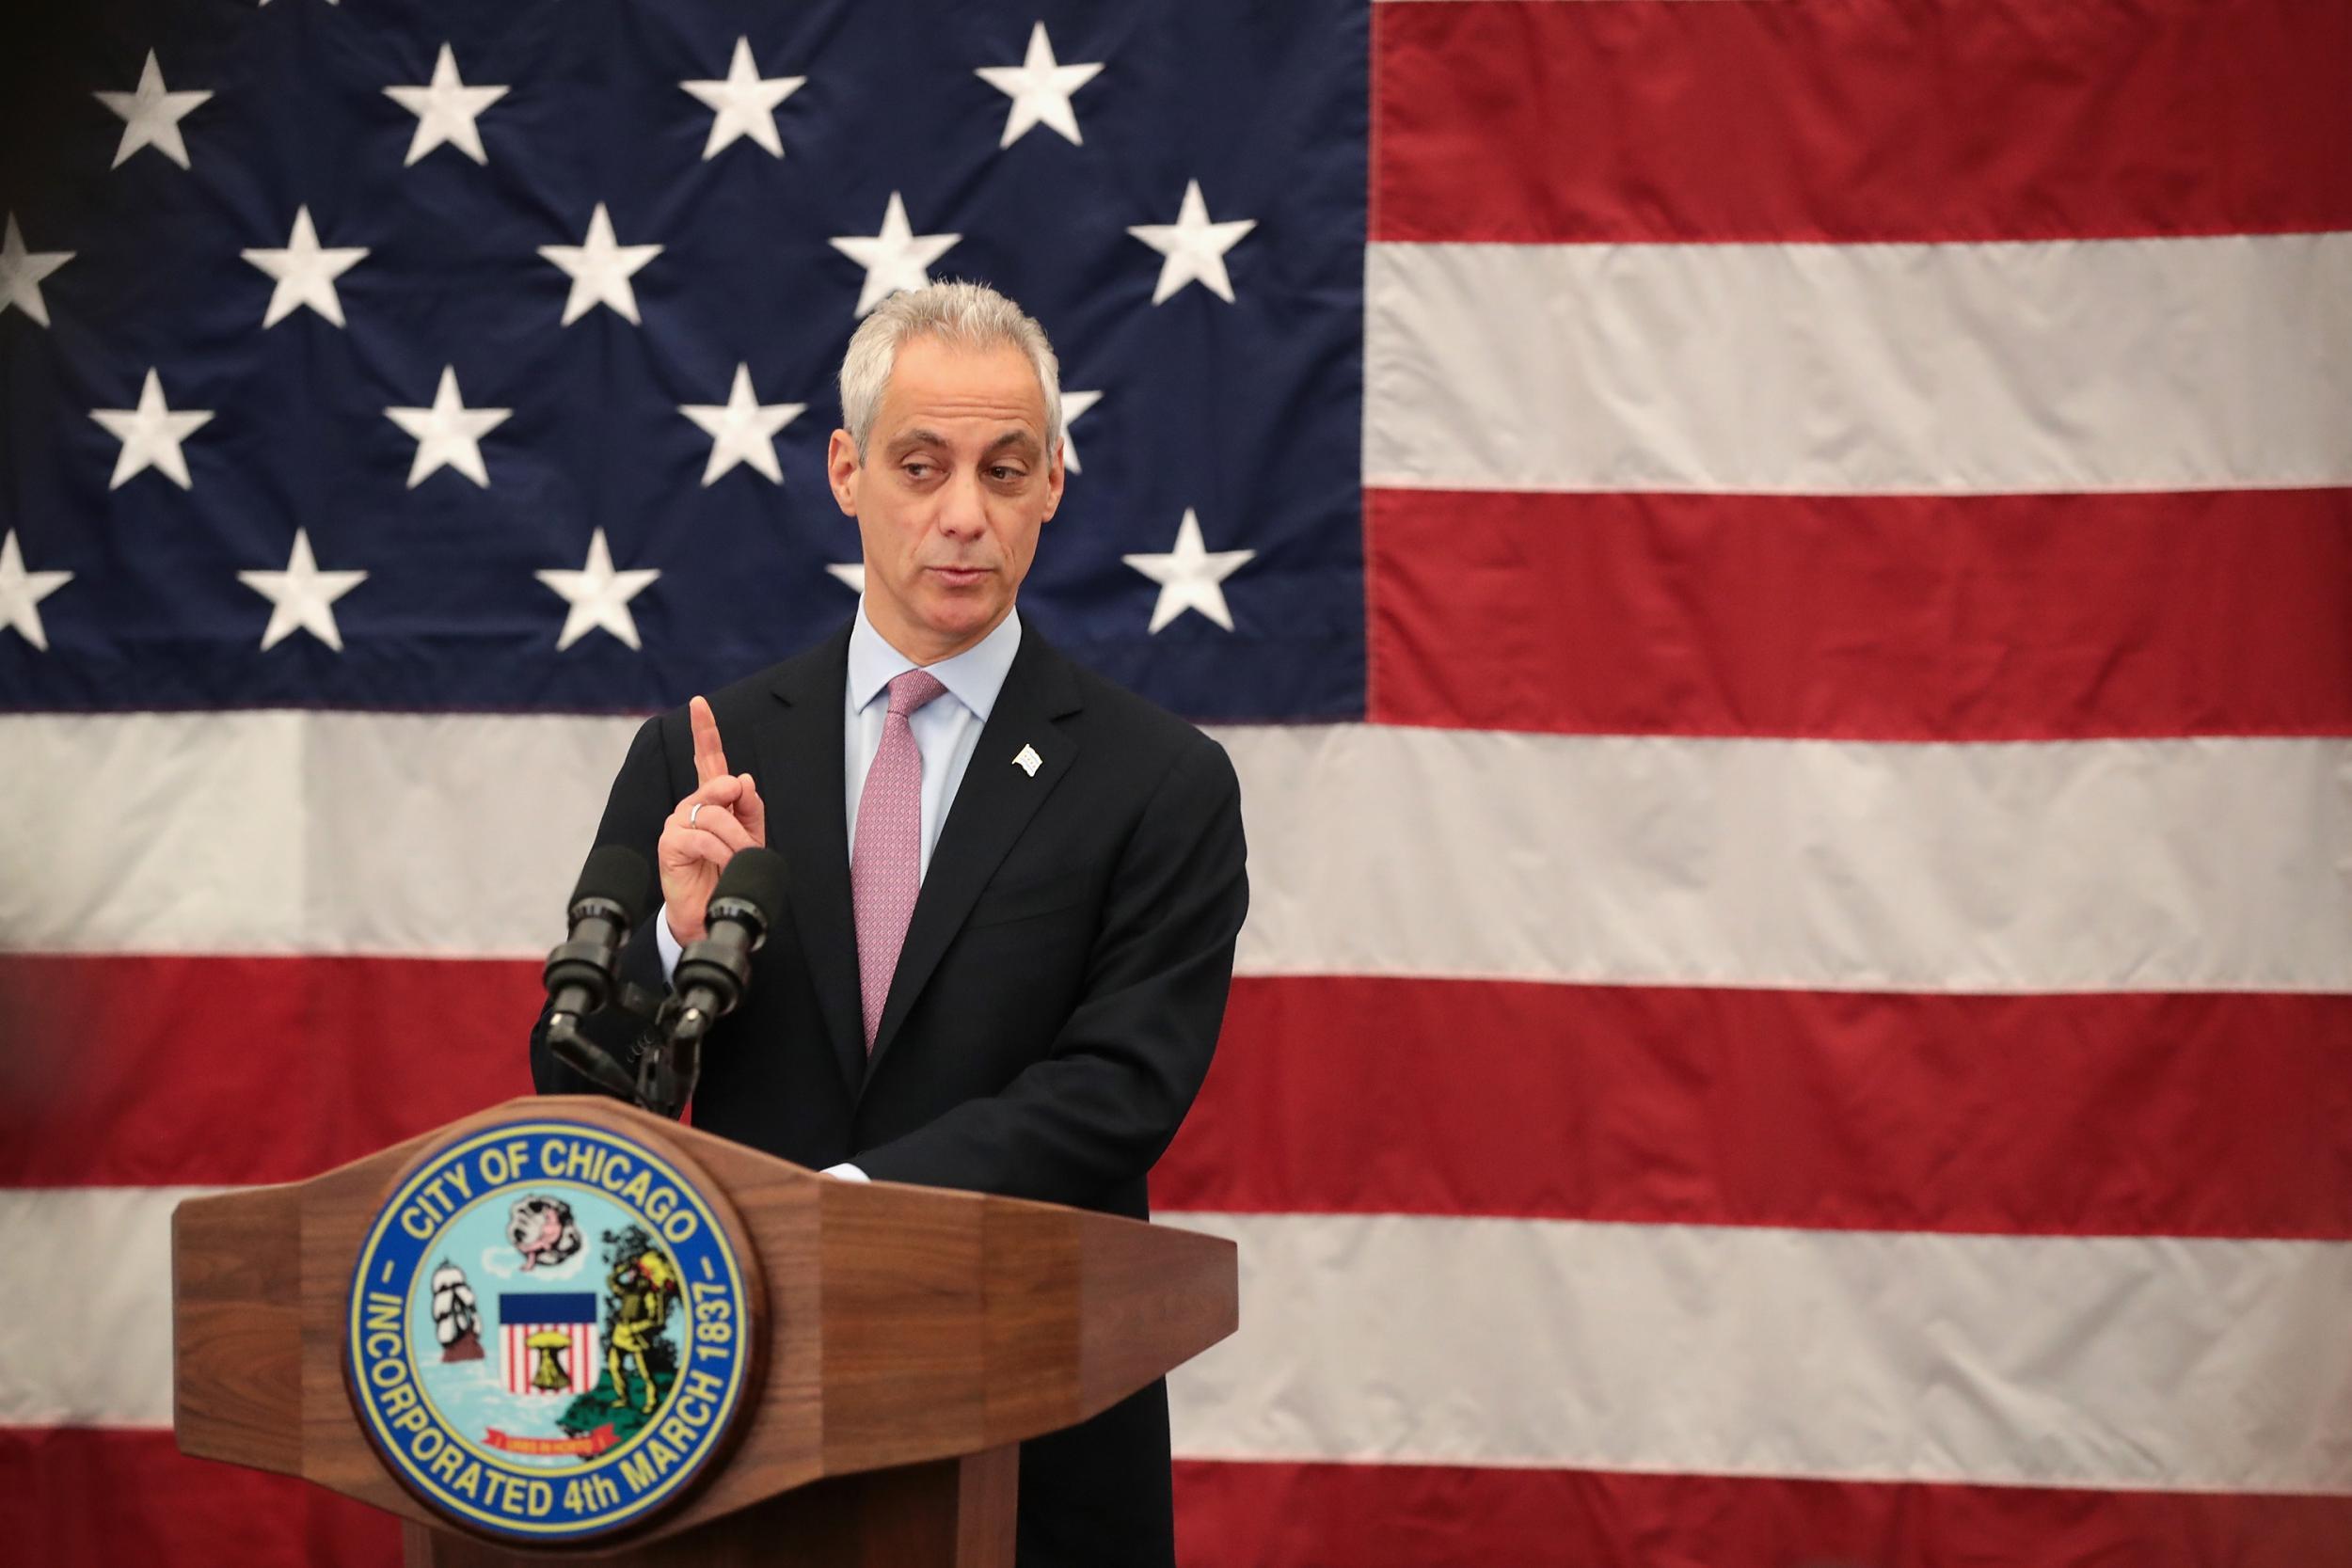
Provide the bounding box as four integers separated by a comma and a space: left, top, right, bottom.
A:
689, 802, 704, 829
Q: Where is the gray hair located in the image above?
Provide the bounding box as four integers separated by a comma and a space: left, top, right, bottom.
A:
837, 280, 1063, 459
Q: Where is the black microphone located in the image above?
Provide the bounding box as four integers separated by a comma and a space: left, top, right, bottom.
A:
543, 844, 659, 1100
671, 846, 787, 1037
640, 846, 786, 1117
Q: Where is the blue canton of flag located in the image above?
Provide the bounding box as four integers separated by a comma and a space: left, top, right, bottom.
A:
0, 0, 1368, 721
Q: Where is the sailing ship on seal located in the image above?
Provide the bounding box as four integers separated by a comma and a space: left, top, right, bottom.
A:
429, 1259, 485, 1362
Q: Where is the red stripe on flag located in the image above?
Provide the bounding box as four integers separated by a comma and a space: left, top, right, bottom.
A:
1366, 487, 2352, 740
1170, 1459, 2352, 1568
1155, 977, 2352, 1240
9, 1433, 2350, 1568
0, 954, 538, 1187
1373, 0, 2352, 243
9, 958, 2350, 1240
0, 1428, 399, 1568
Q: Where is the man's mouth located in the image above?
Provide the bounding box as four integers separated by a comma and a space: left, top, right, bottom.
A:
928, 565, 991, 586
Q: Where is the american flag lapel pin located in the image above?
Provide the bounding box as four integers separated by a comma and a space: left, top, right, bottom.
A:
1013, 743, 1042, 777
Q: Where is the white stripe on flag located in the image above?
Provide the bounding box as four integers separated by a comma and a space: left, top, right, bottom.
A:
0, 1187, 214, 1427
1224, 726, 2352, 993
1365, 232, 2352, 495
0, 711, 626, 958
5, 714, 2348, 995
14, 1186, 2349, 1497
1161, 1211, 2352, 1496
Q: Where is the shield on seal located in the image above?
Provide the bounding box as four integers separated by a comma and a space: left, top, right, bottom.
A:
500, 1292, 599, 1396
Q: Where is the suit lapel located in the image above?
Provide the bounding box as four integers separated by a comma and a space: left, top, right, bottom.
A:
747, 626, 867, 1098
865, 632, 1083, 1083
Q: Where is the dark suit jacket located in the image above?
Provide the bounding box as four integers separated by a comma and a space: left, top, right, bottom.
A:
529, 617, 1248, 1567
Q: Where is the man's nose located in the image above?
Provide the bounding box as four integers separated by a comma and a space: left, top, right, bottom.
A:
936, 469, 987, 538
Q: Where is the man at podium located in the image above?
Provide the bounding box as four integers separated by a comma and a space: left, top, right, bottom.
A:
530, 280, 1250, 1567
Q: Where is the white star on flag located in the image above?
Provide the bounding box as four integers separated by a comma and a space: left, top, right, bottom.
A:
976, 22, 1104, 149
385, 367, 511, 488
90, 369, 214, 491
829, 193, 961, 317
537, 530, 660, 651
1, 215, 72, 328
0, 531, 72, 653
385, 44, 509, 166
680, 365, 803, 485
540, 204, 662, 326
1057, 388, 1102, 474
1122, 508, 1254, 633
826, 562, 866, 594
243, 206, 369, 328
681, 38, 804, 160
238, 530, 366, 653
94, 51, 213, 170
1127, 181, 1257, 305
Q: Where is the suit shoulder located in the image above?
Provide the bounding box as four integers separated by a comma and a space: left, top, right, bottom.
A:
701, 658, 797, 725
647, 626, 848, 735
1064, 658, 1231, 772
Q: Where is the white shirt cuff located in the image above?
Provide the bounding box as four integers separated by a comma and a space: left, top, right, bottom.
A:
820, 1163, 870, 1182
654, 903, 683, 983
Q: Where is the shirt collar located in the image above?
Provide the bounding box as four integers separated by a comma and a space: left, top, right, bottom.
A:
847, 599, 1023, 721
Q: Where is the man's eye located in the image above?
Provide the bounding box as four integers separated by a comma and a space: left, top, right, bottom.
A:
903, 463, 933, 480
989, 466, 1023, 482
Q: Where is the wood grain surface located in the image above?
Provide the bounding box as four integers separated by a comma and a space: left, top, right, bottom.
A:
400, 1445, 1020, 1567
173, 1094, 1236, 1559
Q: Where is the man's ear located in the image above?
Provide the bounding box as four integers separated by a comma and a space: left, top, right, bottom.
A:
826, 429, 860, 515
1041, 441, 1066, 521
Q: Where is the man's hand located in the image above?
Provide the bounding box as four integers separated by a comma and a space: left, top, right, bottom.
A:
658, 695, 768, 943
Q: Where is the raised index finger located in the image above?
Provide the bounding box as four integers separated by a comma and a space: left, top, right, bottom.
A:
689, 695, 729, 785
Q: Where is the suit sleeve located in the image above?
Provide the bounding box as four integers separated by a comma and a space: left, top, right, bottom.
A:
850, 736, 1249, 1206
528, 712, 682, 1096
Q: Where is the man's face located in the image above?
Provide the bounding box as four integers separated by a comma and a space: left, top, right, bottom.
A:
827, 335, 1063, 663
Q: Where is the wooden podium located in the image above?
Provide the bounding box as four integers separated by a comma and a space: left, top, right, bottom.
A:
170, 1097, 1237, 1565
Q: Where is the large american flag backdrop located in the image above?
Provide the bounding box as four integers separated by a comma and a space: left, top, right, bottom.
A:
3, 1, 2349, 1563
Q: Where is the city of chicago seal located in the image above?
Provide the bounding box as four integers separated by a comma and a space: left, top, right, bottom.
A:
345, 1117, 757, 1543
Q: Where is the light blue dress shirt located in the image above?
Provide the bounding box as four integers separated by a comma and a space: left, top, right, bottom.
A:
841, 597, 1024, 877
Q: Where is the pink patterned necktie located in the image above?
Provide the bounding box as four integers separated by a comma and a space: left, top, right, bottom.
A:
851, 668, 949, 1051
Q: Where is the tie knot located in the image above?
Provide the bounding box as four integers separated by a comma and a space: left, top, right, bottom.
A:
886, 668, 948, 719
